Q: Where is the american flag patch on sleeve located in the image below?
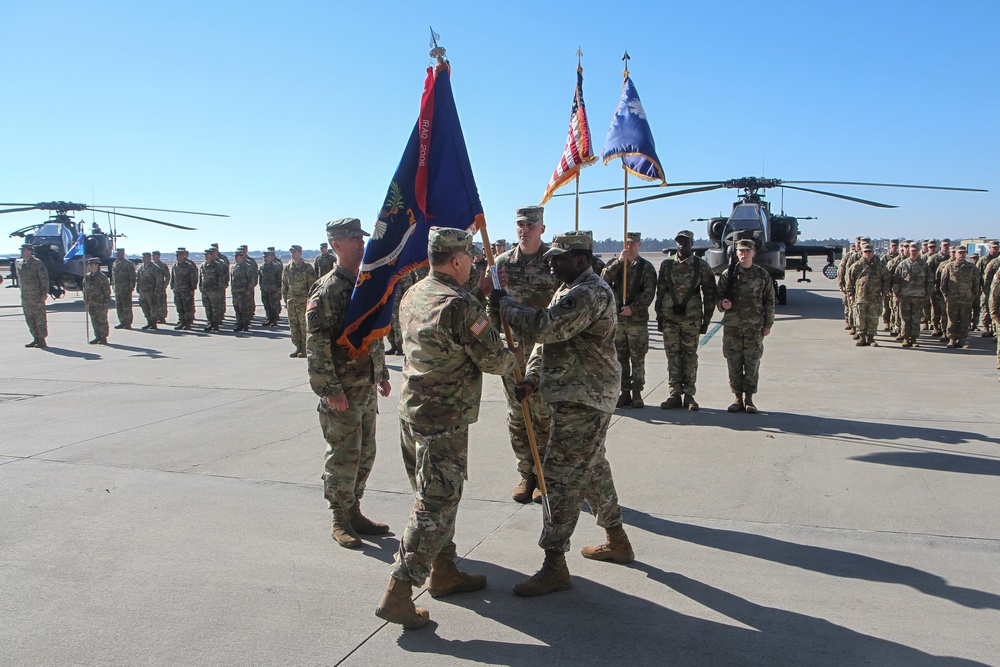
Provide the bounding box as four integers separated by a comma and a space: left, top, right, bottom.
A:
470, 316, 489, 336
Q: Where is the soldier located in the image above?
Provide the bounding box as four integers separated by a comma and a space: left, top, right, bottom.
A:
892, 242, 932, 348
463, 244, 488, 300
880, 239, 900, 331
837, 237, 862, 333
940, 246, 980, 349
267, 246, 284, 267
655, 230, 718, 410
990, 271, 1000, 378
314, 242, 336, 277
718, 239, 776, 413
230, 249, 256, 331
211, 243, 230, 319
601, 232, 656, 408
389, 264, 429, 356
885, 239, 909, 337
259, 249, 283, 326
306, 218, 391, 549
980, 240, 1000, 337
83, 257, 111, 344
239, 244, 259, 322
282, 244, 317, 357
136, 252, 163, 330
151, 250, 170, 324
17, 244, 48, 348
111, 247, 136, 330
198, 248, 227, 331
170, 248, 199, 330
489, 206, 559, 503
847, 243, 888, 346
375, 227, 517, 629
494, 239, 507, 256
927, 239, 951, 336
488, 230, 634, 598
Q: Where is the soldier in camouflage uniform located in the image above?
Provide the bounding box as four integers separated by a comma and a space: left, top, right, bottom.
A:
229, 250, 256, 331
389, 264, 429, 356
491, 206, 559, 503
170, 248, 199, 330
602, 231, 657, 408
892, 242, 932, 348
211, 243, 230, 318
885, 240, 909, 337
940, 246, 981, 349
490, 230, 634, 598
314, 242, 336, 277
136, 252, 163, 330
238, 245, 259, 322
198, 248, 227, 331
926, 239, 951, 336
718, 239, 776, 413
259, 249, 283, 326
980, 241, 1000, 337
282, 244, 317, 357
112, 247, 136, 329
837, 237, 862, 334
17, 244, 49, 347
151, 251, 170, 324
306, 218, 392, 549
880, 239, 900, 331
83, 257, 111, 344
990, 270, 1000, 377
376, 227, 516, 630
655, 230, 718, 410
847, 244, 888, 346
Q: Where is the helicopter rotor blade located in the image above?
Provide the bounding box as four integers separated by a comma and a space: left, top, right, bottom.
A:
553, 181, 725, 198
779, 185, 897, 208
92, 205, 229, 217
0, 202, 39, 207
781, 180, 987, 193
600, 184, 727, 210
89, 208, 198, 230
0, 206, 43, 215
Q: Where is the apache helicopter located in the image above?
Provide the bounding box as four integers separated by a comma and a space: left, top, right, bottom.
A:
0, 201, 227, 298
584, 177, 987, 304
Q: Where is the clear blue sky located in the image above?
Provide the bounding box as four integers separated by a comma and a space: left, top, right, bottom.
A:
2, 0, 997, 255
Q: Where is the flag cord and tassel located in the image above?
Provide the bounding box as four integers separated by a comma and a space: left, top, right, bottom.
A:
479, 223, 553, 526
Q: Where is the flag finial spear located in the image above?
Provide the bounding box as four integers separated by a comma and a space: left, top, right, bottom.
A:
429, 26, 446, 64
576, 47, 583, 68
622, 50, 630, 79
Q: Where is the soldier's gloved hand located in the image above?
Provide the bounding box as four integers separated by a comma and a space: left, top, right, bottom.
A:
489, 288, 509, 309
513, 381, 534, 401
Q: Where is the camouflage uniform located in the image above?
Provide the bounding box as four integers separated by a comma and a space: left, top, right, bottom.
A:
282, 258, 317, 353
83, 266, 111, 341
136, 259, 163, 327
892, 255, 932, 345
230, 258, 256, 329
884, 248, 907, 335
390, 242, 516, 587
926, 249, 950, 333
990, 274, 1000, 371
112, 256, 136, 327
198, 255, 227, 327
940, 257, 981, 346
654, 253, 717, 398
152, 256, 170, 322
17, 253, 49, 342
170, 253, 199, 327
259, 257, 283, 324
497, 250, 625, 554
243, 251, 259, 319
602, 253, 657, 396
717, 261, 776, 396
490, 241, 559, 480
390, 265, 429, 352
880, 248, 900, 328
981, 252, 1000, 335
214, 249, 230, 317
846, 253, 888, 343
314, 251, 336, 278
837, 244, 860, 329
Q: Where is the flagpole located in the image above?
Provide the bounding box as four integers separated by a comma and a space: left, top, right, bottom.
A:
574, 177, 580, 231
83, 256, 90, 342
620, 51, 631, 300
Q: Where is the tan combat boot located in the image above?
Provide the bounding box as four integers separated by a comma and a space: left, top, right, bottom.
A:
427, 555, 487, 598
375, 577, 430, 629
660, 393, 682, 410
744, 394, 758, 414
581, 525, 635, 563
348, 500, 389, 535
683, 394, 699, 411
727, 395, 744, 413
513, 550, 572, 597
331, 509, 362, 549
511, 474, 536, 504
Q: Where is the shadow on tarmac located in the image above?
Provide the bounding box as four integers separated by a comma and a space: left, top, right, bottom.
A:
37, 346, 101, 360
850, 451, 1000, 477
102, 342, 171, 359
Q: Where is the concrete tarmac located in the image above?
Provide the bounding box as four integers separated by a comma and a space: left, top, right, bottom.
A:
1, 278, 998, 666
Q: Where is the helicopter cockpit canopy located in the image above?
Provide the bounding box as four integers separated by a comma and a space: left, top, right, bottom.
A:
723, 203, 768, 247
31, 222, 75, 252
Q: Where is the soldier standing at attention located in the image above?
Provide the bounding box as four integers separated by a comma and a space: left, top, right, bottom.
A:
940, 246, 981, 349
847, 243, 888, 347
239, 245, 259, 322
151, 251, 170, 324
136, 252, 162, 331
718, 239, 775, 414
375, 228, 516, 629
892, 242, 932, 348
655, 230, 717, 411
170, 248, 199, 330
490, 230, 634, 598
980, 240, 1000, 337
83, 257, 111, 345
491, 205, 559, 503
880, 239, 900, 331
17, 243, 48, 348
927, 239, 951, 336
211, 243, 230, 319
306, 218, 391, 549
314, 242, 336, 277
112, 247, 136, 330
602, 232, 657, 408
259, 249, 283, 326
837, 237, 862, 334
989, 270, 1000, 379
282, 244, 317, 358
199, 248, 227, 331
230, 249, 256, 331
389, 264, 429, 356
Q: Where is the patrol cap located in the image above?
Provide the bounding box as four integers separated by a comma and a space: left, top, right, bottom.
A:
267, 246, 277, 252
116, 247, 126, 253
20, 243, 33, 250
626, 232, 642, 243
263, 248, 275, 256
142, 252, 151, 258
955, 246, 966, 253
326, 218, 369, 241
515, 206, 544, 224
470, 244, 484, 257
941, 238, 951, 244
496, 239, 507, 245
675, 230, 694, 241
889, 238, 899, 245
176, 247, 187, 254
204, 247, 216, 254
239, 244, 248, 250
289, 244, 303, 253
926, 240, 936, 247
87, 256, 101, 264
991, 240, 999, 248
543, 230, 593, 258
234, 249, 245, 257
211, 243, 220, 248
428, 226, 474, 253
152, 250, 161, 255
861, 243, 874, 252
736, 239, 756, 251
860, 236, 871, 244
320, 242, 328, 248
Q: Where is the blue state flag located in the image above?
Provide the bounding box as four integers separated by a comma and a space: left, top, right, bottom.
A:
338, 62, 485, 357
601, 76, 665, 182
64, 231, 85, 263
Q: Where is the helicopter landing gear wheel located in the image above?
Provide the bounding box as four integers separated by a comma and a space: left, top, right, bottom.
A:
776, 282, 787, 305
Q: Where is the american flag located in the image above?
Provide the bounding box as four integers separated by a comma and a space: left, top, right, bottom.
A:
540, 65, 597, 205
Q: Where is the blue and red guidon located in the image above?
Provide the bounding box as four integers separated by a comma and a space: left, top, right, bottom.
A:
64, 230, 86, 263
540, 64, 597, 205
338, 62, 485, 357
602, 76, 666, 183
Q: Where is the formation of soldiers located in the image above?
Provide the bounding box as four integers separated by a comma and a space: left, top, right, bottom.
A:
837, 236, 1000, 377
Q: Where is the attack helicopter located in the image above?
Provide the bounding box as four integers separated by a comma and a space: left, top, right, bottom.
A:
0, 201, 227, 298
578, 177, 987, 304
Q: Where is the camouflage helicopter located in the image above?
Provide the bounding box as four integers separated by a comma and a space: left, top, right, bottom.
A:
0, 201, 227, 298
581, 177, 987, 304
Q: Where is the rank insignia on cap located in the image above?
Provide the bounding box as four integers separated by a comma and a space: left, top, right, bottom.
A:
470, 315, 489, 336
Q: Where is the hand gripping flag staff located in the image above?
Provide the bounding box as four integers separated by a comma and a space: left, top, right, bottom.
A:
338, 29, 553, 524
539, 48, 597, 231
601, 51, 665, 297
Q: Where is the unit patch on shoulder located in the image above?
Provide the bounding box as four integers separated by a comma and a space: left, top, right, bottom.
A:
556, 295, 576, 311
470, 315, 489, 336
